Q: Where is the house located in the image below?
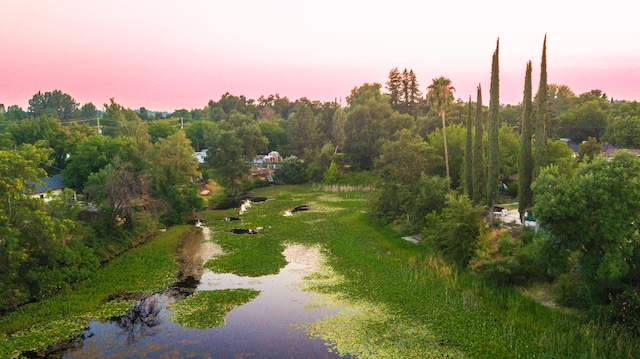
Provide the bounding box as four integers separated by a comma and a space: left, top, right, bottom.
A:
31, 174, 65, 202
252, 151, 283, 168
602, 145, 640, 158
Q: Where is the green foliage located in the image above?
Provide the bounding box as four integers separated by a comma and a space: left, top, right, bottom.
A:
428, 124, 466, 189
472, 85, 486, 205
274, 155, 305, 184
0, 226, 191, 357
169, 289, 260, 329
28, 90, 79, 120
64, 134, 139, 191
423, 192, 484, 266
427, 76, 456, 182
147, 120, 178, 143
533, 35, 549, 178
473, 229, 550, 287
344, 83, 392, 170
324, 161, 340, 184
464, 99, 473, 196
578, 136, 603, 163
518, 62, 534, 222
533, 152, 640, 308
487, 40, 500, 212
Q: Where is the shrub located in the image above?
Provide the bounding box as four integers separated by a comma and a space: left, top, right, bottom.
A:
423, 192, 483, 267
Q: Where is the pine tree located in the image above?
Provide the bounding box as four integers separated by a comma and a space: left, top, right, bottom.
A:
533, 35, 549, 178
472, 85, 486, 205
385, 68, 402, 111
487, 39, 500, 220
464, 96, 473, 196
518, 61, 534, 223
407, 70, 422, 115
401, 68, 410, 113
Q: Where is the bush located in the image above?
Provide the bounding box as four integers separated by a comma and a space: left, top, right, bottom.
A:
607, 288, 640, 335
473, 229, 550, 287
423, 192, 483, 267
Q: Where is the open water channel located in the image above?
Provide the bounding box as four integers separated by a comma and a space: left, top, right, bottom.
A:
44, 225, 353, 358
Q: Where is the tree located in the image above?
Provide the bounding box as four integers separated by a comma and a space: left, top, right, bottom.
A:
85, 158, 154, 224
386, 68, 402, 111
324, 161, 340, 184
371, 129, 440, 231
427, 124, 466, 189
533, 152, 640, 304
487, 39, 500, 216
424, 192, 484, 266
258, 121, 287, 152
8, 116, 69, 174
578, 136, 603, 163
472, 85, 486, 205
556, 100, 608, 142
64, 135, 140, 192
79, 102, 98, 119
184, 120, 218, 152
344, 83, 391, 170
518, 61, 534, 222
427, 76, 456, 184
533, 35, 549, 178
281, 102, 321, 157
28, 90, 79, 120
148, 120, 178, 143
464, 97, 473, 196
149, 131, 202, 224
206, 116, 267, 195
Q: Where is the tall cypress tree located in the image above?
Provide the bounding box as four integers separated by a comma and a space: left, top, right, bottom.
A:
487, 39, 500, 221
518, 61, 534, 223
533, 35, 548, 178
464, 96, 473, 196
472, 85, 485, 205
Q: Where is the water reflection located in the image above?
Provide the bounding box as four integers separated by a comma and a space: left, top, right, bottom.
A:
111, 297, 162, 343
54, 229, 351, 358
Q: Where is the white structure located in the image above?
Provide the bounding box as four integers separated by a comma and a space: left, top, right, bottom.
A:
192, 149, 208, 164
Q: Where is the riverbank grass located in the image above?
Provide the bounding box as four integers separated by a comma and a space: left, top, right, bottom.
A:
0, 226, 194, 358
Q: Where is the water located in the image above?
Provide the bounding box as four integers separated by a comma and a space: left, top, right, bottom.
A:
53, 229, 349, 358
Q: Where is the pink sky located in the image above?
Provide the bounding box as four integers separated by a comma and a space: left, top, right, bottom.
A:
2, 1, 639, 112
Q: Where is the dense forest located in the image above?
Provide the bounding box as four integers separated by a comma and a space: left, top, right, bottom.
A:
1, 37, 639, 336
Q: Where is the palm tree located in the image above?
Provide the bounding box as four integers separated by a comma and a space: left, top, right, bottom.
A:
427, 77, 456, 184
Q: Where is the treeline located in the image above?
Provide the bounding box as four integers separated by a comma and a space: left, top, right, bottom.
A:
1, 36, 640, 334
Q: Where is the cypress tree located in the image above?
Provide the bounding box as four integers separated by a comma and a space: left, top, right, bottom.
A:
472, 85, 485, 205
533, 35, 548, 178
464, 96, 473, 196
487, 39, 500, 221
518, 61, 534, 223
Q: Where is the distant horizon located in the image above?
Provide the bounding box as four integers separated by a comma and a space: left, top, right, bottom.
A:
3, 1, 639, 112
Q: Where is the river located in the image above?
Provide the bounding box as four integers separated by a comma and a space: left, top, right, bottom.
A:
51, 226, 351, 358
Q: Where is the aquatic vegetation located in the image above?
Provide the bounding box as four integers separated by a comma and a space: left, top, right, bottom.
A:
0, 226, 193, 358
168, 289, 260, 329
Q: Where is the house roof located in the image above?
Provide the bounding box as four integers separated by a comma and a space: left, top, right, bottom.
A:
32, 175, 65, 194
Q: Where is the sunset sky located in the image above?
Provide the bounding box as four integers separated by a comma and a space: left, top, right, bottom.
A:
2, 1, 639, 112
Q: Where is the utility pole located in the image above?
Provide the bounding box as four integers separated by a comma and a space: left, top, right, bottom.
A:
97, 117, 102, 134
180, 117, 184, 129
